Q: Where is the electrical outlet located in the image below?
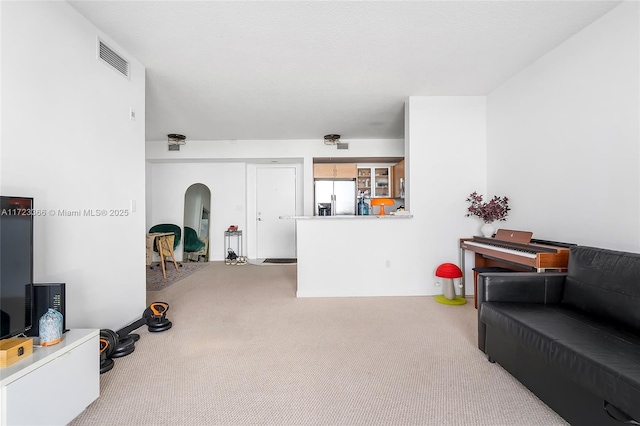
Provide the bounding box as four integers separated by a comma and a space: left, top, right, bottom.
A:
385, 260, 390, 268
129, 107, 136, 121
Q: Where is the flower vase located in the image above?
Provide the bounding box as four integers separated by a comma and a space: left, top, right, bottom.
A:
480, 222, 494, 238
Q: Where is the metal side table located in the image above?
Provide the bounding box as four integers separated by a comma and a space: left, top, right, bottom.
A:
224, 230, 243, 259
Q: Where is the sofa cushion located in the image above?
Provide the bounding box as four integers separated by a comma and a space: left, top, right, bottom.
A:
481, 302, 640, 421
562, 246, 640, 330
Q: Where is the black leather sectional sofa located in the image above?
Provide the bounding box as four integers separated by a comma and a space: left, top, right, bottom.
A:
477, 245, 640, 425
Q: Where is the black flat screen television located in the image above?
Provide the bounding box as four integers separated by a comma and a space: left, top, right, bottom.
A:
0, 196, 33, 340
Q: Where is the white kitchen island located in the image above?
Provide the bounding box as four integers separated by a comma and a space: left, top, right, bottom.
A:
285, 215, 431, 297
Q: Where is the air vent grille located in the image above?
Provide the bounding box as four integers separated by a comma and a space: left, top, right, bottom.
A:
98, 40, 129, 78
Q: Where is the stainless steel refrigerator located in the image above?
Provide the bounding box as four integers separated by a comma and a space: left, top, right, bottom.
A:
314, 179, 357, 216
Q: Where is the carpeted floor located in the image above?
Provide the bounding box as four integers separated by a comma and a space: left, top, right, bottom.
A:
146, 261, 210, 291
72, 261, 568, 426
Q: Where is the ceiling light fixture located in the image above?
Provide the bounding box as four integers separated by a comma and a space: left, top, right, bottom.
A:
168, 134, 186, 151
324, 134, 349, 150
168, 134, 186, 145
324, 134, 340, 145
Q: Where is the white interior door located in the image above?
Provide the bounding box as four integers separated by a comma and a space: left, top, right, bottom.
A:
256, 167, 297, 258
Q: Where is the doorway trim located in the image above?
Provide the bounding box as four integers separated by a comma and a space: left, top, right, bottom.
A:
246, 162, 304, 259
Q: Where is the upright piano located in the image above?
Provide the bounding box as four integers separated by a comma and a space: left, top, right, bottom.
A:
459, 229, 573, 307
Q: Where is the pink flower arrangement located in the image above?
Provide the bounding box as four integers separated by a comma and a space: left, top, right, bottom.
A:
465, 192, 510, 223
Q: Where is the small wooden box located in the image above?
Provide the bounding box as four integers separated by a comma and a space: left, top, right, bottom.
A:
0, 337, 33, 367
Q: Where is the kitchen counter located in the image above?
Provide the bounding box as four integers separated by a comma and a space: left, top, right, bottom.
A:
280, 214, 413, 219
290, 214, 428, 298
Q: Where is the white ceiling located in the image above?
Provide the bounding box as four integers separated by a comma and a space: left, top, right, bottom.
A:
68, 1, 621, 142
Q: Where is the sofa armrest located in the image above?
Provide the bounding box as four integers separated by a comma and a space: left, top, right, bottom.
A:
477, 272, 566, 305
477, 272, 566, 353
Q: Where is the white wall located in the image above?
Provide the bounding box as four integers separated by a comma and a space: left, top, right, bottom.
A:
296, 97, 486, 297
405, 96, 487, 295
296, 218, 420, 297
146, 138, 404, 163
147, 162, 247, 261
487, 1, 640, 252
1, 2, 146, 330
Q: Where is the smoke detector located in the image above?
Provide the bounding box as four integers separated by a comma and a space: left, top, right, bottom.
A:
168, 134, 186, 151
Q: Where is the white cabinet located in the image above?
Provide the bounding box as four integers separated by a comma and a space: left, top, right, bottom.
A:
0, 329, 99, 426
372, 167, 390, 198
356, 167, 372, 195
357, 166, 391, 198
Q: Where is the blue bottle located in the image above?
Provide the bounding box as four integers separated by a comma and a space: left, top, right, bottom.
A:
358, 198, 369, 215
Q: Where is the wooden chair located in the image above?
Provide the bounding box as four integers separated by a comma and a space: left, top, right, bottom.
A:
148, 224, 181, 279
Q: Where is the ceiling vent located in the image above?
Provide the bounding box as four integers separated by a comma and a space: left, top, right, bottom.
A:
324, 134, 348, 150
98, 39, 130, 79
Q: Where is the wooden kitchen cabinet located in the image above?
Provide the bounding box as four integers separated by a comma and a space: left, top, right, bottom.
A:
392, 159, 405, 198
334, 163, 357, 178
313, 164, 335, 178
314, 163, 357, 178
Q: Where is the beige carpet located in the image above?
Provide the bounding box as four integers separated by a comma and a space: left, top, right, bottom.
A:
71, 262, 567, 426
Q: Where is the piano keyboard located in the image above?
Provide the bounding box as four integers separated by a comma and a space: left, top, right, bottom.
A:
461, 240, 537, 258
460, 233, 571, 308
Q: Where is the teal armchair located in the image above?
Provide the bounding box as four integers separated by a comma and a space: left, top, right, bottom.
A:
183, 226, 208, 262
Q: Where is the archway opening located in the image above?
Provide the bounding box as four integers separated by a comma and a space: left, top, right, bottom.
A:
183, 183, 211, 262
